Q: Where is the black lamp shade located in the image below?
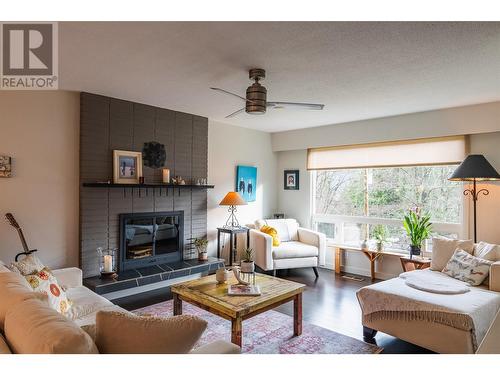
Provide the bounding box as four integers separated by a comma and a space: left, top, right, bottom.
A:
449, 154, 500, 181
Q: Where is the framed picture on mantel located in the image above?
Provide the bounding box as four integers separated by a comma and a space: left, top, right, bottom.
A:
284, 170, 299, 190
113, 150, 143, 184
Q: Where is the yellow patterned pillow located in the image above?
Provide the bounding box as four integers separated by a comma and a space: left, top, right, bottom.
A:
24, 267, 73, 318
261, 225, 280, 247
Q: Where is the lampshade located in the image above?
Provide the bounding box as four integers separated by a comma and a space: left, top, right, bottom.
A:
449, 154, 500, 181
219, 192, 247, 206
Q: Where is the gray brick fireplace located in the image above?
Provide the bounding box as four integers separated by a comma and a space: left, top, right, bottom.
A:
79, 92, 210, 279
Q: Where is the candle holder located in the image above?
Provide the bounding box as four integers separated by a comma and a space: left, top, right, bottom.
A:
97, 247, 118, 279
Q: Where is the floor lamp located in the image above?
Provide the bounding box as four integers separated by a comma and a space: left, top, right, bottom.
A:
449, 154, 500, 243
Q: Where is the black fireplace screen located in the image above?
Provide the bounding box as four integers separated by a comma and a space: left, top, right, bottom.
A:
119, 211, 184, 271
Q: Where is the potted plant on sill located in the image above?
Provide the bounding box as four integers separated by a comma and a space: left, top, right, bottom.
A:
372, 225, 388, 252
403, 209, 432, 258
240, 248, 255, 273
194, 237, 209, 261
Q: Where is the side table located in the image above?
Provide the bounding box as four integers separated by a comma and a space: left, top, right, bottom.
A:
400, 256, 431, 272
217, 226, 250, 266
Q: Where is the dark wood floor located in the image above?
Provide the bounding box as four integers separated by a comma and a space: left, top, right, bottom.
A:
114, 267, 432, 354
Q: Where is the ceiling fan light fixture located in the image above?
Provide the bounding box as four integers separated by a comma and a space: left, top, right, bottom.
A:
245, 82, 267, 114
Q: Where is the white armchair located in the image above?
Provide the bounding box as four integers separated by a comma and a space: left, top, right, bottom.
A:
249, 218, 326, 277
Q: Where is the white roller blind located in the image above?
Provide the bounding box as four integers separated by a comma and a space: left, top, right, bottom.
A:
307, 136, 467, 170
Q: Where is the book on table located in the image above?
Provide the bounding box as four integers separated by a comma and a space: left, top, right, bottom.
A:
228, 284, 261, 296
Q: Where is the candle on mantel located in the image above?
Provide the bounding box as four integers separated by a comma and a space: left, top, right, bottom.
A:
162, 168, 170, 184
103, 255, 113, 273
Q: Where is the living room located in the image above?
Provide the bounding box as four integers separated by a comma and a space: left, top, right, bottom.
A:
1, 1, 500, 372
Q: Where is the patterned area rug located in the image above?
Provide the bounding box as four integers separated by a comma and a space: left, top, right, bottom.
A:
133, 300, 382, 354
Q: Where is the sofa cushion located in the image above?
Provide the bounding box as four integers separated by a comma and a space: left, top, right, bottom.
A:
0, 333, 11, 354
8, 254, 45, 275
258, 219, 299, 242
95, 311, 207, 354
4, 298, 98, 354
475, 241, 500, 262
430, 237, 474, 271
65, 286, 127, 326
272, 241, 319, 259
24, 267, 73, 317
0, 272, 38, 332
442, 249, 493, 286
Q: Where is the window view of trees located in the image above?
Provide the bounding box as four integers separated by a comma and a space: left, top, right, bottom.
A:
313, 165, 463, 250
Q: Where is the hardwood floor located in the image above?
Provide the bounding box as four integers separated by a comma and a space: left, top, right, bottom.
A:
114, 267, 433, 354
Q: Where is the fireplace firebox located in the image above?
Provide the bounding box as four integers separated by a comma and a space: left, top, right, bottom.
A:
119, 211, 184, 271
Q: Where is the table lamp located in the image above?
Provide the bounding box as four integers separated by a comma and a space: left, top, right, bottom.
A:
219, 192, 247, 228
449, 154, 500, 242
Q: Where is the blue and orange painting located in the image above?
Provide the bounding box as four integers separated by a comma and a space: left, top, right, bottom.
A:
236, 165, 257, 202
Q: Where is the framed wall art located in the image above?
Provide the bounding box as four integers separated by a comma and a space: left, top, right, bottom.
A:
236, 165, 257, 202
113, 150, 143, 184
0, 155, 12, 178
284, 170, 299, 190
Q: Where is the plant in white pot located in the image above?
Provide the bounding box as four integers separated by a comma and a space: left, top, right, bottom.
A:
194, 237, 209, 261
372, 225, 388, 252
240, 248, 255, 273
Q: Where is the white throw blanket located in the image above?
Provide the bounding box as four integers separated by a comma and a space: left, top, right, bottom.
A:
357, 269, 500, 350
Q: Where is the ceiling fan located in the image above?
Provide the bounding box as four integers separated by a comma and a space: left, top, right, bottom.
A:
211, 68, 325, 118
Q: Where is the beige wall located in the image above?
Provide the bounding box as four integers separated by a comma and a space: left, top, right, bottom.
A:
0, 91, 80, 269
207, 120, 278, 258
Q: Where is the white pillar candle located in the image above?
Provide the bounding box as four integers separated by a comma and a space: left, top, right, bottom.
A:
103, 255, 113, 273
162, 168, 170, 183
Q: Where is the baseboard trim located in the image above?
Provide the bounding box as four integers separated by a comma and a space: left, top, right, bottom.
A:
320, 263, 396, 280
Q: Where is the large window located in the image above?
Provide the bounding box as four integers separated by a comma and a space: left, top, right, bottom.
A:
311, 165, 464, 251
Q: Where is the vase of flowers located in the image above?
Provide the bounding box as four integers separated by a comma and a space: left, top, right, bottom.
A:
194, 237, 209, 261
240, 248, 255, 273
403, 209, 432, 258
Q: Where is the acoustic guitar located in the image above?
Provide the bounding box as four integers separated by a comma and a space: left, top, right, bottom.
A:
5, 213, 38, 261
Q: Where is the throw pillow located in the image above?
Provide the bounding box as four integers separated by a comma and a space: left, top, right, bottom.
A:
475, 241, 500, 262
24, 267, 73, 317
0, 271, 38, 332
4, 298, 98, 354
9, 254, 45, 275
442, 248, 493, 286
261, 225, 280, 247
430, 237, 474, 271
95, 311, 207, 354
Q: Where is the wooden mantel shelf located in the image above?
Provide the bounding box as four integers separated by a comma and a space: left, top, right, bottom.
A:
82, 182, 214, 189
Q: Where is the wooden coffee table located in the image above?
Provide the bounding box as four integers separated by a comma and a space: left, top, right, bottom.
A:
171, 273, 305, 347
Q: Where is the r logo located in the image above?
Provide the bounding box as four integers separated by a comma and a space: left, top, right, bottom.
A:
2, 23, 53, 76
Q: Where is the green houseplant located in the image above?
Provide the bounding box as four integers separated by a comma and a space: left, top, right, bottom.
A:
194, 237, 209, 261
403, 209, 432, 258
372, 225, 388, 252
240, 248, 255, 273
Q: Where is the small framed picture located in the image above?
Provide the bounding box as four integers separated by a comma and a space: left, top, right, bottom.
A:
113, 150, 143, 184
0, 155, 12, 178
284, 170, 299, 190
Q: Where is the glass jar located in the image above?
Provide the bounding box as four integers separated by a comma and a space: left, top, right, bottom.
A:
97, 247, 118, 278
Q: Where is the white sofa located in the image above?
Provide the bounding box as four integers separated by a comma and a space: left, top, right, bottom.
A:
0, 262, 239, 354
249, 219, 326, 277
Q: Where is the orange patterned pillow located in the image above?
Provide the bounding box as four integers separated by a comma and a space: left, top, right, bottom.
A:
24, 267, 73, 317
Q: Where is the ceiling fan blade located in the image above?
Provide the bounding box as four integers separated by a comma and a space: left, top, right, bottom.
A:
267, 101, 325, 110
210, 87, 255, 104
225, 107, 245, 118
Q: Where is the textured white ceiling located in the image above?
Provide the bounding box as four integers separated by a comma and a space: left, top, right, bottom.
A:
59, 22, 500, 132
